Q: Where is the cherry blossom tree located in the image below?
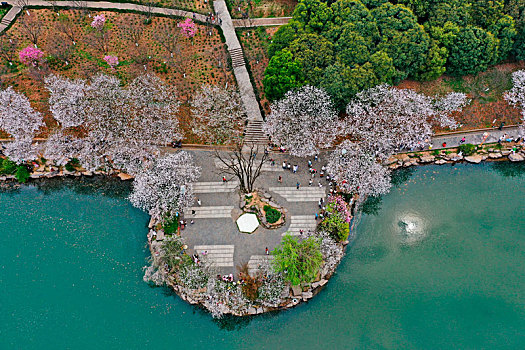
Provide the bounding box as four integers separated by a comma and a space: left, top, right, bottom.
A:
504, 70, 525, 138
178, 18, 197, 38
91, 14, 106, 31
0, 86, 44, 162
345, 84, 468, 159
326, 140, 391, 199
129, 152, 201, 220
19, 46, 44, 67
263, 85, 340, 157
44, 73, 181, 174
104, 55, 119, 68
191, 84, 245, 145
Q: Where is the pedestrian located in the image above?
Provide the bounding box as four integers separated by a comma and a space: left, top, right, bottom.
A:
320, 197, 324, 205
282, 161, 287, 169
309, 179, 312, 186
320, 171, 324, 178
296, 182, 300, 190
314, 154, 318, 161
315, 213, 319, 220
265, 247, 269, 255
190, 219, 194, 224
460, 136, 466, 144
308, 160, 312, 167
442, 142, 447, 148
191, 209, 196, 215
271, 159, 275, 166
278, 175, 282, 183
318, 181, 322, 187
197, 198, 201, 206
287, 164, 291, 171
222, 176, 227, 183
300, 229, 304, 235
219, 18, 222, 25
499, 122, 505, 130
429, 144, 433, 150
318, 200, 322, 209
293, 165, 298, 173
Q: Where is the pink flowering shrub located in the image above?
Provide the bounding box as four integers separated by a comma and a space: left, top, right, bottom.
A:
178, 18, 196, 38
19, 46, 44, 67
319, 195, 351, 242
91, 14, 106, 30
104, 55, 119, 68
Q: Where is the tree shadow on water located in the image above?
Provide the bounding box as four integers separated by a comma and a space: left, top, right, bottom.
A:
390, 167, 415, 187
492, 161, 525, 178
360, 196, 383, 216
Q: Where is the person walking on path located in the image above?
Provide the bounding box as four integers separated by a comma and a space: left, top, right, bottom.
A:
222, 176, 227, 183
442, 142, 447, 148
460, 136, 466, 144
282, 161, 287, 169
278, 175, 282, 183
265, 247, 269, 255
309, 179, 313, 186
197, 198, 201, 206
296, 182, 300, 190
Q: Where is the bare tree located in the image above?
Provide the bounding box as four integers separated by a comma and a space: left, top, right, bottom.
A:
154, 23, 182, 70
19, 15, 43, 46
55, 15, 77, 45
124, 22, 144, 47
139, 0, 155, 23
214, 142, 268, 193
86, 29, 111, 54
0, 33, 18, 64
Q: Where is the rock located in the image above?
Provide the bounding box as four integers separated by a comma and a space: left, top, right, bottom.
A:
403, 161, 413, 167
502, 150, 511, 156
488, 148, 494, 152
148, 217, 155, 228
319, 279, 328, 287
268, 201, 280, 208
388, 163, 400, 170
291, 285, 302, 297
239, 200, 245, 209
302, 291, 313, 300
445, 153, 462, 161
397, 154, 410, 163
247, 306, 257, 315
117, 172, 133, 180
383, 156, 398, 166
509, 153, 524, 162
419, 155, 435, 163
263, 192, 272, 199
435, 159, 447, 165
311, 281, 320, 289
465, 155, 483, 164
488, 152, 502, 159
342, 240, 349, 246
256, 307, 263, 314
83, 170, 93, 176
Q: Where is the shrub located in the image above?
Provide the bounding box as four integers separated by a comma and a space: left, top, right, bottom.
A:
272, 235, 323, 286
264, 205, 281, 224
65, 158, 80, 172
162, 237, 185, 271
458, 143, 477, 156
163, 216, 179, 234
0, 158, 17, 175
319, 195, 351, 242
238, 263, 261, 301
15, 165, 30, 183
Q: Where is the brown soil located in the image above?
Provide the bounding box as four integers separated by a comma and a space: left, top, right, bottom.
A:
229, 0, 297, 19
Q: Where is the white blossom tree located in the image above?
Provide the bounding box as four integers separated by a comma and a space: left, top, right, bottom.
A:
263, 85, 341, 157
129, 152, 201, 220
345, 84, 468, 159
326, 140, 391, 199
191, 84, 245, 145
504, 70, 525, 138
0, 86, 44, 162
44, 73, 181, 174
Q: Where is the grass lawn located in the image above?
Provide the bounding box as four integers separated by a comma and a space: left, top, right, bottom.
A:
227, 0, 297, 19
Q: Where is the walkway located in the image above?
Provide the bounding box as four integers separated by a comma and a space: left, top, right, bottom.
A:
232, 16, 291, 28
431, 126, 520, 150
0, 5, 21, 32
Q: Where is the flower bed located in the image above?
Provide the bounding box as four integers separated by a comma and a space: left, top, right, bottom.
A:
243, 191, 285, 228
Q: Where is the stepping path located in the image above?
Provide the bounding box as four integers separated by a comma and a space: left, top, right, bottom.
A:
232, 17, 291, 28
193, 181, 239, 193
247, 255, 273, 276
284, 215, 317, 236
194, 245, 234, 267
244, 120, 268, 145
186, 205, 233, 218
268, 186, 326, 202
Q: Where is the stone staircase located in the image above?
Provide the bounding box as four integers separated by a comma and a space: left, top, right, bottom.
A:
194, 245, 234, 267
0, 16, 10, 26
186, 206, 234, 218
193, 181, 239, 193
229, 47, 245, 68
247, 255, 273, 276
268, 186, 326, 202
284, 215, 317, 236
244, 120, 267, 145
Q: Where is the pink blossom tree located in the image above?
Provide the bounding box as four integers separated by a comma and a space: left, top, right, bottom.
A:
178, 18, 196, 38
91, 14, 106, 31
263, 85, 341, 157
504, 70, 525, 138
104, 55, 119, 68
19, 46, 44, 67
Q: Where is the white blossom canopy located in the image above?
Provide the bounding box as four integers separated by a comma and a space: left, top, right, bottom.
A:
44, 73, 181, 174
326, 140, 391, 198
0, 86, 44, 163
263, 85, 341, 157
191, 84, 245, 145
129, 152, 201, 220
504, 70, 525, 138
345, 84, 468, 159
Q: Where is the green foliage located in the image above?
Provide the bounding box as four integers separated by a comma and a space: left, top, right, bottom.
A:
263, 49, 304, 101
0, 158, 17, 175
15, 165, 30, 183
458, 143, 477, 156
447, 26, 497, 76
272, 235, 323, 286
163, 216, 179, 234
319, 213, 349, 241
65, 158, 80, 172
264, 205, 281, 224
162, 238, 185, 271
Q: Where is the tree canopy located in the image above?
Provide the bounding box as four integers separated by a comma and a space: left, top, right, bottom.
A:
265, 0, 517, 108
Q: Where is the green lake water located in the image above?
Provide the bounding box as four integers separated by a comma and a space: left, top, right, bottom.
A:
0, 164, 524, 349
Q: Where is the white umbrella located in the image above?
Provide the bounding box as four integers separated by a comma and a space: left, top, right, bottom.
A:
236, 213, 259, 233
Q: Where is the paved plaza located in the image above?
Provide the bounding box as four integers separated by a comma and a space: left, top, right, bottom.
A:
172, 149, 331, 276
